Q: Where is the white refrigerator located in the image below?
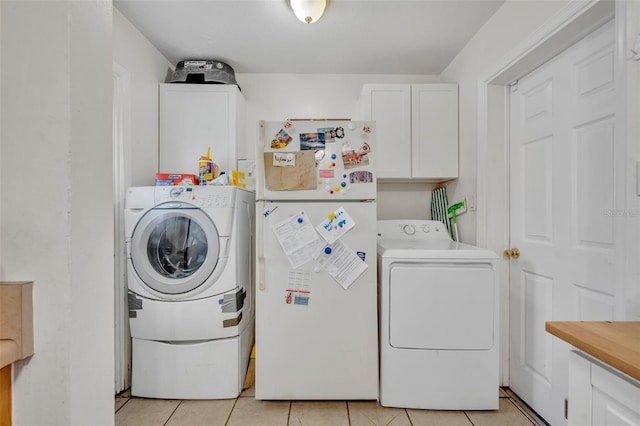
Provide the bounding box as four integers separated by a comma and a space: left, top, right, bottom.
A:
255, 120, 378, 400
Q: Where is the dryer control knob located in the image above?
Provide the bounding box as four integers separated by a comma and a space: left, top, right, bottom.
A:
402, 224, 416, 235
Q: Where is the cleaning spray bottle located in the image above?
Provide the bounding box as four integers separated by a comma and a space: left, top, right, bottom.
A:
198, 147, 213, 185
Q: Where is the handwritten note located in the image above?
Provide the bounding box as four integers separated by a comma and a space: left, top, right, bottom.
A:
316, 206, 355, 244
273, 152, 296, 167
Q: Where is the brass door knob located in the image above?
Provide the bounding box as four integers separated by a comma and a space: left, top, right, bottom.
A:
504, 248, 520, 259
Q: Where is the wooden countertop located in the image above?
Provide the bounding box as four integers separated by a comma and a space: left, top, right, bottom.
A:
546, 321, 640, 382
0, 340, 19, 369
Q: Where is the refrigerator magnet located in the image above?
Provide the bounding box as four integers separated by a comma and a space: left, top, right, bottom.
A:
300, 132, 326, 151
319, 169, 334, 179
349, 171, 373, 184
318, 127, 335, 143
270, 128, 293, 150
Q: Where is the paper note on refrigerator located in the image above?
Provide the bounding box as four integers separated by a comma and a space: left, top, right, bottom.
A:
264, 151, 317, 191
285, 270, 312, 306
316, 206, 355, 244
272, 211, 323, 269
314, 239, 368, 290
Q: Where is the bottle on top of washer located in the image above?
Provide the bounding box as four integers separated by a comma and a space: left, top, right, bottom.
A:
198, 147, 218, 185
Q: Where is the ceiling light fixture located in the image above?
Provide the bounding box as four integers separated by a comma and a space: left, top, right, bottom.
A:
289, 0, 327, 24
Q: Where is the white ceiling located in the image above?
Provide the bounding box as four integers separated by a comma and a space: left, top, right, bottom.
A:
114, 0, 505, 75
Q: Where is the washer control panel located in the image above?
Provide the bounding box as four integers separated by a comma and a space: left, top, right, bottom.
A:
377, 220, 451, 241
154, 186, 234, 208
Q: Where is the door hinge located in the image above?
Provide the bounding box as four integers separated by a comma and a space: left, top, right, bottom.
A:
564, 398, 569, 419
510, 80, 519, 93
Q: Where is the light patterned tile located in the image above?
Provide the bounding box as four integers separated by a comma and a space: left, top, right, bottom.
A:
226, 397, 290, 426
406, 409, 473, 426
166, 399, 235, 426
115, 397, 129, 412
289, 401, 349, 426
115, 397, 180, 426
465, 398, 537, 426
348, 401, 411, 425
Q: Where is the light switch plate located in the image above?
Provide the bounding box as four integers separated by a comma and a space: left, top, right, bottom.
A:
637, 161, 640, 196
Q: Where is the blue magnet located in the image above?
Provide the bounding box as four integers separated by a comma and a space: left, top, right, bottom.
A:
331, 153, 337, 160
343, 174, 347, 179
324, 247, 332, 255
341, 182, 346, 187
297, 217, 303, 223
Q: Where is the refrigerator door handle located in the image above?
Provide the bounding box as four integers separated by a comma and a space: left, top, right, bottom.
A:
257, 200, 266, 291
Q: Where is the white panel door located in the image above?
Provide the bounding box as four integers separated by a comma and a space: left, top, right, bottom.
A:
509, 20, 622, 426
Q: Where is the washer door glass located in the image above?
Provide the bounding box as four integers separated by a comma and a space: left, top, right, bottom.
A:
147, 215, 208, 279
131, 206, 221, 295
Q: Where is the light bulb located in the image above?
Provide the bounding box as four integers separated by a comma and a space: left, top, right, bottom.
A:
289, 0, 326, 24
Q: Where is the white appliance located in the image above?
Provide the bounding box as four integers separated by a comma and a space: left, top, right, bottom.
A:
124, 185, 255, 399
377, 220, 499, 410
255, 120, 378, 400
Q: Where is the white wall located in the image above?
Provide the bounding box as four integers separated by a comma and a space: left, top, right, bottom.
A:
441, 0, 569, 244
113, 8, 173, 187
0, 1, 114, 424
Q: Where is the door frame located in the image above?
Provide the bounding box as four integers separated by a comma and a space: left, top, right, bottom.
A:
113, 62, 132, 393
476, 0, 628, 385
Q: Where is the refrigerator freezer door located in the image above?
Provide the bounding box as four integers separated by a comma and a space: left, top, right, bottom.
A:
255, 200, 378, 400
257, 120, 376, 201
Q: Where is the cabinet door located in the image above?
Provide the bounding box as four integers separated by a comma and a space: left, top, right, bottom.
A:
360, 84, 411, 178
591, 362, 640, 425
159, 84, 241, 175
411, 84, 458, 180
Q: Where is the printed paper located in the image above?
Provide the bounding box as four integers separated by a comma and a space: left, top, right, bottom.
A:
272, 211, 322, 268
285, 270, 311, 306
314, 239, 367, 289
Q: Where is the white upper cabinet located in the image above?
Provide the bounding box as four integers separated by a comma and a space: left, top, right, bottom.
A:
359, 85, 412, 178
360, 84, 458, 181
159, 84, 244, 175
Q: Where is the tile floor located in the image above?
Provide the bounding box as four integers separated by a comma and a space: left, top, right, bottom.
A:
115, 386, 547, 426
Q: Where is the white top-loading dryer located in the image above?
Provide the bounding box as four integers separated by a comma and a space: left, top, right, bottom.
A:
377, 220, 499, 410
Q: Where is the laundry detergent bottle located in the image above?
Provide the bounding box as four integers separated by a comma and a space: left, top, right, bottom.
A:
198, 147, 213, 185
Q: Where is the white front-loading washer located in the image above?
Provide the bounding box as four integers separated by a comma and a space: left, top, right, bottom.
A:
377, 220, 499, 410
124, 185, 255, 399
